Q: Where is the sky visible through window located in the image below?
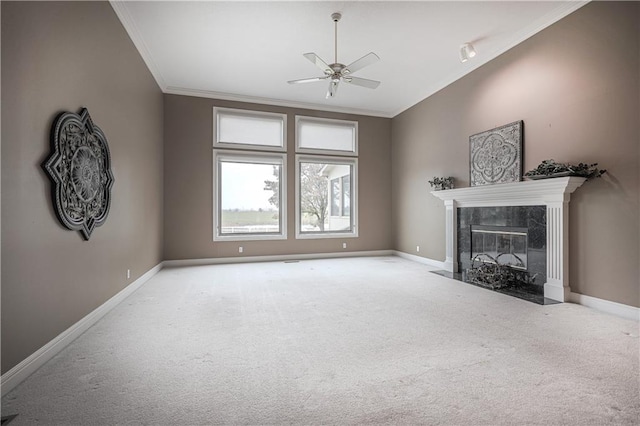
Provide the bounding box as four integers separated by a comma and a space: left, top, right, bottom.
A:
221, 162, 277, 211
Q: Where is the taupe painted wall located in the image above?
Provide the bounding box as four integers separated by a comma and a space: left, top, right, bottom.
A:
164, 95, 392, 260
1, 2, 164, 373
392, 1, 640, 307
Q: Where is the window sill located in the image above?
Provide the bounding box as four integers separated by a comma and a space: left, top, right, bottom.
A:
214, 233, 287, 242
295, 231, 358, 240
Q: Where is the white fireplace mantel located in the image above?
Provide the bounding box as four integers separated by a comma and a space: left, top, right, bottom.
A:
431, 176, 586, 302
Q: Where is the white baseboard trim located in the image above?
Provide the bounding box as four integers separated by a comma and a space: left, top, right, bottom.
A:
392, 251, 446, 269
163, 250, 395, 268
0, 262, 163, 397
569, 292, 640, 321
5, 253, 635, 399
395, 251, 639, 320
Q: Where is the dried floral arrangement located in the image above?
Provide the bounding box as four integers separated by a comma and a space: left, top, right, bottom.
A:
524, 159, 606, 180
428, 176, 454, 190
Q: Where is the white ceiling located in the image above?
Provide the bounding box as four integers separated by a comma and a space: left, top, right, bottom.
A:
111, 1, 587, 118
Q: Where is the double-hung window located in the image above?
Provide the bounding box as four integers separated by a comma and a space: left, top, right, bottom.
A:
213, 107, 287, 241
295, 116, 358, 239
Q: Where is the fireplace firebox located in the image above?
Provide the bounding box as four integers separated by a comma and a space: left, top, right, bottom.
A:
455, 205, 548, 303
471, 225, 528, 270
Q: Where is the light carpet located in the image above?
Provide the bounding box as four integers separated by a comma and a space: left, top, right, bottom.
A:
2, 256, 639, 425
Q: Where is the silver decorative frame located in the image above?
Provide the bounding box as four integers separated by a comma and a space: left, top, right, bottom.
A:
470, 120, 523, 186
43, 108, 114, 240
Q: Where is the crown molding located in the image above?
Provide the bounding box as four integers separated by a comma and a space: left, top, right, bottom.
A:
390, 1, 590, 117
109, 0, 167, 91
164, 86, 393, 118
111, 0, 588, 119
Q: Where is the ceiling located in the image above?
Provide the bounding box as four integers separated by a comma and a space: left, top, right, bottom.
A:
111, 1, 587, 118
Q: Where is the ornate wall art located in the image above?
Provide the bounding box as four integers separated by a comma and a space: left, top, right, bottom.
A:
469, 120, 523, 186
43, 108, 114, 240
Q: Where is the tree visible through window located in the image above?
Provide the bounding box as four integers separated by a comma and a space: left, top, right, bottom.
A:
287, 159, 354, 235
300, 163, 331, 232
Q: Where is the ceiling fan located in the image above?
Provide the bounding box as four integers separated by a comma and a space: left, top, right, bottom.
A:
288, 12, 380, 99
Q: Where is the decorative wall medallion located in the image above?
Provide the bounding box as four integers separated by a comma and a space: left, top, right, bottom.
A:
43, 108, 114, 240
470, 120, 523, 186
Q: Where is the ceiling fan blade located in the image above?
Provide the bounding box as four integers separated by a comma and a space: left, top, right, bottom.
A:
326, 80, 339, 99
343, 76, 380, 89
343, 52, 380, 75
288, 76, 329, 85
303, 52, 333, 75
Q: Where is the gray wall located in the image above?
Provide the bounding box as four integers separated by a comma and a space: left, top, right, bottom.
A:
1, 2, 164, 373
164, 95, 392, 260
392, 1, 640, 307
2, 0, 637, 378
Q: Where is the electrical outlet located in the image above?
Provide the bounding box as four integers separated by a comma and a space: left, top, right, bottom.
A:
417, 246, 420, 253
342, 242, 347, 249
239, 246, 243, 253
127, 269, 130, 279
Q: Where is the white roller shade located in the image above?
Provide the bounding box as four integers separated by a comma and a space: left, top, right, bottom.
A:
215, 108, 285, 149
296, 117, 357, 154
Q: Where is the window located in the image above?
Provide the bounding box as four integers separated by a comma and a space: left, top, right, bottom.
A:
296, 155, 357, 239
214, 107, 286, 151
295, 116, 358, 239
213, 107, 287, 242
213, 151, 286, 241
295, 116, 358, 155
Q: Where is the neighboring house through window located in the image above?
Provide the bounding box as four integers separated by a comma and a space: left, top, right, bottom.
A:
326, 165, 351, 231
295, 116, 358, 239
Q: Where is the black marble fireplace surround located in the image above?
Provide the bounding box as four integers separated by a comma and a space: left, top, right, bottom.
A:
456, 205, 550, 304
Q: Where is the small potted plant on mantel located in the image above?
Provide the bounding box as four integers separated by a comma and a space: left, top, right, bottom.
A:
524, 159, 606, 180
429, 176, 454, 191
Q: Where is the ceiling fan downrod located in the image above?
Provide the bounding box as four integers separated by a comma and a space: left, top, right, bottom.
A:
332, 12, 341, 65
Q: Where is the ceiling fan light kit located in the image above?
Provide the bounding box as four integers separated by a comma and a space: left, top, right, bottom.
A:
288, 12, 381, 99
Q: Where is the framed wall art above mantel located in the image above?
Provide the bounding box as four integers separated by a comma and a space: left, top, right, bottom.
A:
469, 120, 523, 187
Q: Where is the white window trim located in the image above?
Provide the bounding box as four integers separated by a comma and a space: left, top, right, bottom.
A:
213, 150, 287, 242
213, 107, 287, 152
295, 115, 358, 156
295, 154, 358, 240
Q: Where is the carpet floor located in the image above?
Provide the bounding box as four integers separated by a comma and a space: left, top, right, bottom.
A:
2, 256, 639, 425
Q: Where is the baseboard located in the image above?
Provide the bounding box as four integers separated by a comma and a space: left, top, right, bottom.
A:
392, 250, 446, 269
568, 292, 640, 321
5, 254, 635, 399
163, 250, 395, 267
394, 251, 639, 320
0, 262, 163, 397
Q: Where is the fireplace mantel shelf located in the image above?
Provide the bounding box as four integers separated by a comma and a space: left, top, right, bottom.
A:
429, 176, 587, 302
430, 176, 586, 206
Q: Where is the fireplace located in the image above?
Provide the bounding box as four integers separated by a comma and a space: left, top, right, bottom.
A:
471, 225, 528, 270
430, 177, 586, 303
457, 206, 547, 303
